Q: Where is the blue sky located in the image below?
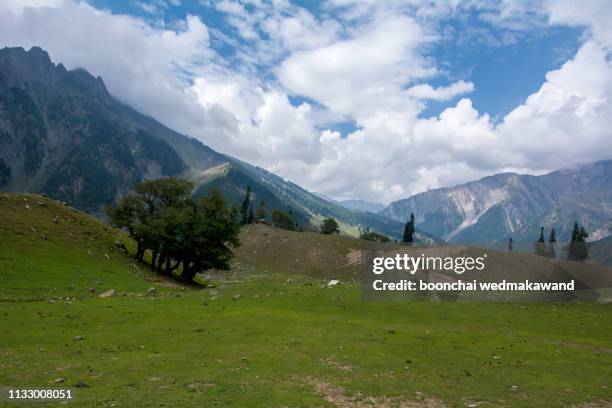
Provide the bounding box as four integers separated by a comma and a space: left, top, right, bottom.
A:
423, 23, 583, 119
89, 0, 583, 121
2, 0, 611, 203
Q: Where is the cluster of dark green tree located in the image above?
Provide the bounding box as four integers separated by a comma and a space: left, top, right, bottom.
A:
532, 226, 558, 258
568, 221, 589, 261
358, 212, 414, 243
270, 209, 298, 230
515, 221, 589, 261
320, 217, 340, 234
359, 227, 390, 243
239, 186, 268, 225
106, 177, 240, 283
239, 185, 301, 231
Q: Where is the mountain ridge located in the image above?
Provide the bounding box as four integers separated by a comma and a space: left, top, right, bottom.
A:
380, 160, 612, 245
0, 46, 418, 239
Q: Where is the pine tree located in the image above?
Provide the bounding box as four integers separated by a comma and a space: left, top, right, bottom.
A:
571, 221, 579, 242
548, 227, 556, 243
240, 185, 252, 225
538, 226, 545, 243
534, 226, 546, 256
568, 221, 589, 262
403, 213, 415, 243
247, 204, 254, 224
545, 227, 557, 258
508, 237, 513, 252
256, 200, 266, 221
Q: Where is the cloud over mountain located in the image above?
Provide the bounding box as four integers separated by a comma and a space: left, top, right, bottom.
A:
1, 0, 611, 204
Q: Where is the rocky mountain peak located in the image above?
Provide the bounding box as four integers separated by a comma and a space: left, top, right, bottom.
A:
0, 46, 67, 87
380, 160, 612, 245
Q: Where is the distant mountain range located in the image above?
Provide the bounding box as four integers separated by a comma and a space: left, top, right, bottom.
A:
313, 193, 385, 214
3, 46, 610, 247
0, 46, 419, 240
338, 199, 385, 213
380, 160, 612, 245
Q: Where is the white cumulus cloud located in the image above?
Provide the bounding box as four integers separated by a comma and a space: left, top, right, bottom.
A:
1, 0, 611, 205
407, 80, 475, 101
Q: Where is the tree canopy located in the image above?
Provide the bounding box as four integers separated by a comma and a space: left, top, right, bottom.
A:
106, 177, 240, 283
360, 228, 390, 243
320, 217, 340, 234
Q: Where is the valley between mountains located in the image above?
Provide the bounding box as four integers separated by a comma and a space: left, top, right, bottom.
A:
3, 46, 612, 251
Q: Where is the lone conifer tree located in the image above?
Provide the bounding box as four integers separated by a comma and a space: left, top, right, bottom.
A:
508, 237, 513, 252
545, 227, 557, 258
240, 185, 252, 225
570, 221, 582, 242
568, 221, 589, 261
534, 226, 547, 256
403, 213, 415, 243
549, 228, 556, 243
538, 226, 545, 243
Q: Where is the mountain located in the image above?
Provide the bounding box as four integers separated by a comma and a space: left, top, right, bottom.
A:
0, 46, 414, 239
0, 46, 188, 212
338, 199, 385, 213
312, 194, 384, 213
380, 160, 612, 245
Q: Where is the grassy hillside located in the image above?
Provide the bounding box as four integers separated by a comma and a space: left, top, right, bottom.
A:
0, 193, 159, 300
1, 193, 612, 407
235, 224, 612, 302
233, 224, 372, 280
589, 235, 612, 267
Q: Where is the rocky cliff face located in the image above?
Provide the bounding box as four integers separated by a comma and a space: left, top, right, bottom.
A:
0, 46, 186, 212
380, 161, 612, 245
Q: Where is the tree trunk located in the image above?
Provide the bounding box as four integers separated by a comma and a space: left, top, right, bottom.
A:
151, 248, 159, 269
180, 259, 195, 283
136, 240, 144, 260
164, 257, 171, 275
156, 254, 165, 273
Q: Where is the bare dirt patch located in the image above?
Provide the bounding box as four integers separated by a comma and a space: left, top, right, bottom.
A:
308, 378, 447, 407
322, 357, 353, 372
548, 340, 612, 354
346, 249, 361, 266
572, 401, 612, 408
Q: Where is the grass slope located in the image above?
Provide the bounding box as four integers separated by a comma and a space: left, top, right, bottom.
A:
588, 235, 612, 267
0, 193, 156, 300
1, 193, 611, 407
233, 224, 372, 280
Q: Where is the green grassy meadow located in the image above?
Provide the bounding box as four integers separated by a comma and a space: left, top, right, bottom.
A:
1, 193, 611, 407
